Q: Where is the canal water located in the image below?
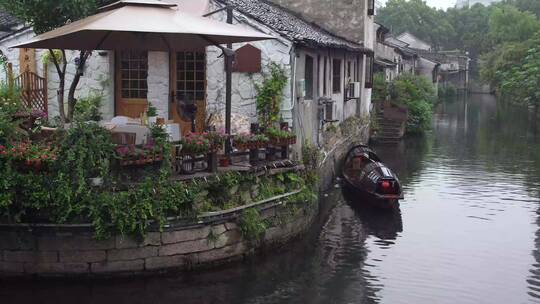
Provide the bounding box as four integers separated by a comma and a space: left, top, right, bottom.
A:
3, 94, 540, 303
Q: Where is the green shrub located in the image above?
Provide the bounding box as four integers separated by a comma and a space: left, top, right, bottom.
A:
0, 84, 25, 144
438, 84, 457, 98
404, 99, 433, 134
372, 72, 389, 103
390, 73, 435, 134
239, 208, 267, 244
74, 94, 103, 122
256, 63, 288, 128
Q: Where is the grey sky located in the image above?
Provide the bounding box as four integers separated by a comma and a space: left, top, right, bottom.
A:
379, 0, 456, 10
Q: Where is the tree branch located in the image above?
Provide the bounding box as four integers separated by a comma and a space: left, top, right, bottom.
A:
48, 49, 62, 77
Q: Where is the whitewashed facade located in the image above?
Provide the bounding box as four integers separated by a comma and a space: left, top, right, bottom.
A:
0, 0, 374, 150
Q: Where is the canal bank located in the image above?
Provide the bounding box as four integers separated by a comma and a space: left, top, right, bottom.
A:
4, 94, 540, 303
0, 119, 369, 277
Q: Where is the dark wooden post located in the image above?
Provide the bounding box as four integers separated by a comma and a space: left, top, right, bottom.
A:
282, 145, 289, 160
225, 6, 233, 155
7, 63, 13, 90
208, 152, 218, 173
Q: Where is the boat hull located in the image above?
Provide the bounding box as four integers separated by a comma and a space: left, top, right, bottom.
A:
342, 145, 404, 209
342, 178, 401, 209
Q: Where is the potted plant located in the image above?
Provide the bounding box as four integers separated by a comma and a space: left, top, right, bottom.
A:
180, 132, 210, 155
233, 133, 252, 151
2, 141, 58, 172
147, 102, 159, 126
252, 134, 269, 149
204, 130, 227, 152
266, 127, 296, 146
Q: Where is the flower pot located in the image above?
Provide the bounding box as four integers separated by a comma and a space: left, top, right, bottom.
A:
33, 159, 42, 171
234, 143, 249, 151
219, 157, 230, 167
181, 154, 195, 174
256, 142, 267, 149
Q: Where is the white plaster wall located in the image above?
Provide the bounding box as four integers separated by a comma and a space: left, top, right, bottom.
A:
359, 13, 375, 117
0, 28, 115, 120
206, 2, 293, 125
417, 57, 436, 81
147, 51, 169, 118
0, 28, 46, 84
293, 48, 362, 149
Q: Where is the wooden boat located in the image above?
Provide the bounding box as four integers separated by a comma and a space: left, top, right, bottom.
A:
342, 145, 404, 207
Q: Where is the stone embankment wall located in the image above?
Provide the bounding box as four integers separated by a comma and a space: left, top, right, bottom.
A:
318, 121, 371, 191
0, 200, 317, 277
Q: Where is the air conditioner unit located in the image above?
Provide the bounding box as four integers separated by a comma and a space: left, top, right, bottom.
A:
296, 79, 306, 99
324, 101, 338, 122
347, 82, 361, 99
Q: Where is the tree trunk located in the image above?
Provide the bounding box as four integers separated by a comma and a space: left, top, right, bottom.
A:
49, 49, 67, 124
66, 51, 91, 122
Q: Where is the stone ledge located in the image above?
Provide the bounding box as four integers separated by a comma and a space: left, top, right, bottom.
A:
24, 262, 89, 274
159, 238, 213, 256
59, 250, 106, 263
107, 247, 158, 262
0, 197, 318, 277
91, 259, 144, 273
3, 250, 58, 263
161, 226, 211, 245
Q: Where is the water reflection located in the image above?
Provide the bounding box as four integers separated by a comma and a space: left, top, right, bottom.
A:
342, 188, 403, 242
3, 94, 540, 303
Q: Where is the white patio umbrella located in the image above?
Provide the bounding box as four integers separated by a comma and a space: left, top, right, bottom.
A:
11, 0, 273, 51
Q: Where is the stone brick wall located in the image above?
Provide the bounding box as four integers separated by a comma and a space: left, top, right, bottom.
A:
0, 201, 317, 277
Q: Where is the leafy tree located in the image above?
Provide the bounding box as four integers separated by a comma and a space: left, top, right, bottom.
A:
500, 31, 540, 113
503, 0, 540, 18
445, 4, 493, 78
0, 0, 110, 123
479, 41, 529, 90
389, 73, 436, 134
488, 5, 540, 45
376, 0, 456, 50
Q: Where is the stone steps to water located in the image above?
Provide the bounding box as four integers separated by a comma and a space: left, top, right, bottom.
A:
372, 113, 405, 144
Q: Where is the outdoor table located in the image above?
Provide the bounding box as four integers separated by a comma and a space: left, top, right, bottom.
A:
165, 123, 181, 142
103, 122, 150, 145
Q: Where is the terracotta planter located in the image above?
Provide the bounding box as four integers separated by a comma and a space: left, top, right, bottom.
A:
15, 159, 47, 173
233, 143, 250, 151
270, 136, 297, 147
219, 157, 230, 167
120, 154, 163, 167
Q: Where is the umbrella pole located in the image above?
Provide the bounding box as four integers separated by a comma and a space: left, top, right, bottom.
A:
225, 7, 233, 156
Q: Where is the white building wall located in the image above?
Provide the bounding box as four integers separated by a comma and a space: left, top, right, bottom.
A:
147, 51, 170, 119
359, 14, 375, 117
206, 39, 292, 124
0, 28, 115, 120
206, 2, 293, 125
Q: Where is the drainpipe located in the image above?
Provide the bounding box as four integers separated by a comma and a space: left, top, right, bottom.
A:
282, 45, 296, 113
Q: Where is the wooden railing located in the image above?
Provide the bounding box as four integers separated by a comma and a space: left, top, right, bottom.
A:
12, 69, 48, 115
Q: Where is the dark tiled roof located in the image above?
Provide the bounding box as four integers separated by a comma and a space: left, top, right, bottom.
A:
0, 10, 19, 31
216, 0, 370, 52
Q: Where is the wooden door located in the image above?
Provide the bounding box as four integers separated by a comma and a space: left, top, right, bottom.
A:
116, 51, 149, 118
170, 51, 206, 135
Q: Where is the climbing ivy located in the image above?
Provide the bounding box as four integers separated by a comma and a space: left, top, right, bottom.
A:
256, 63, 288, 128
239, 208, 267, 245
